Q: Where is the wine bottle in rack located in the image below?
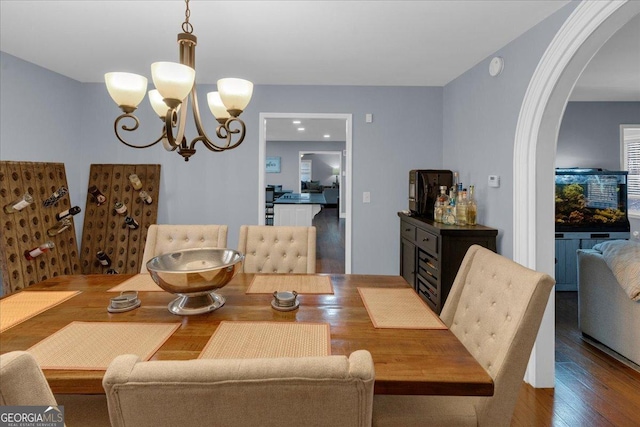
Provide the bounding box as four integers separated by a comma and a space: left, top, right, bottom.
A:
106, 268, 119, 274
43, 187, 68, 207
129, 174, 143, 190
125, 216, 140, 229
55, 206, 81, 221
3, 193, 34, 213
47, 218, 72, 237
24, 241, 55, 260
96, 250, 112, 267
88, 185, 107, 206
114, 201, 128, 215
139, 190, 153, 205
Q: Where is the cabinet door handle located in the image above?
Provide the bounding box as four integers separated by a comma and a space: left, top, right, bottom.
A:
423, 237, 429, 241
405, 228, 411, 232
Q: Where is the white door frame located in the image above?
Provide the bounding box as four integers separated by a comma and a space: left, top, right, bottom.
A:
514, 0, 640, 387
258, 113, 353, 273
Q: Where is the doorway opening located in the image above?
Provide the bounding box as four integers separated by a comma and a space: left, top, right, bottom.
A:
258, 113, 353, 273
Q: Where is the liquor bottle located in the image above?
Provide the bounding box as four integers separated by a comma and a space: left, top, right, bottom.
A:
129, 174, 143, 190
55, 206, 81, 221
443, 186, 457, 225
433, 186, 449, 223
43, 186, 68, 207
114, 201, 128, 215
24, 241, 55, 260
139, 190, 153, 205
125, 216, 140, 230
456, 188, 468, 226
3, 193, 34, 213
467, 185, 478, 226
88, 185, 107, 206
96, 250, 112, 267
46, 218, 72, 237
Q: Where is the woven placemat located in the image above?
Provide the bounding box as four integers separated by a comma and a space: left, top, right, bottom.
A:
199, 321, 331, 359
107, 274, 164, 292
28, 321, 180, 370
358, 288, 447, 329
0, 291, 81, 333
246, 274, 333, 294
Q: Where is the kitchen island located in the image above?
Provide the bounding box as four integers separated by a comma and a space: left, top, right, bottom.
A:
273, 192, 326, 226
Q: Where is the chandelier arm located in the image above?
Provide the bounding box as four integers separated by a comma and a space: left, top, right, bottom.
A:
215, 118, 246, 150
189, 87, 241, 151
114, 113, 166, 149
163, 105, 188, 149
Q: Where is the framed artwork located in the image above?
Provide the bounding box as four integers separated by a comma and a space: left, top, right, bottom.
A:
266, 157, 281, 173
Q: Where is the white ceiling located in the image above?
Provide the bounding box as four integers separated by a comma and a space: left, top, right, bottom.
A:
266, 118, 346, 142
0, 1, 637, 111
1, 0, 572, 87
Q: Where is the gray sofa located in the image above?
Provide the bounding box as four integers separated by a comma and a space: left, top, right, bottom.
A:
577, 249, 640, 365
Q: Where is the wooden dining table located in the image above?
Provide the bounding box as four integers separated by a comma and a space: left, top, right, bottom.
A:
0, 273, 493, 397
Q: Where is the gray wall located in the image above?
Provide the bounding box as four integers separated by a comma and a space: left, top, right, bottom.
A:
557, 102, 640, 169
557, 101, 640, 236
442, 3, 577, 257
1, 51, 444, 278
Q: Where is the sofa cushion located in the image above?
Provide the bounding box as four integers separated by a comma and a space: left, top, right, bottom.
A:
592, 240, 640, 301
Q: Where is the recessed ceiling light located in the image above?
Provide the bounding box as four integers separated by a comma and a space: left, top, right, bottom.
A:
323, 134, 331, 138
297, 127, 305, 131
293, 120, 301, 124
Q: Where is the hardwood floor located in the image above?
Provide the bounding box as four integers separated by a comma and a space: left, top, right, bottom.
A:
511, 292, 640, 426
312, 218, 640, 425
313, 206, 345, 274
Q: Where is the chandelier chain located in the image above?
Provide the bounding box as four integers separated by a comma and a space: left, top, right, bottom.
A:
182, 0, 193, 34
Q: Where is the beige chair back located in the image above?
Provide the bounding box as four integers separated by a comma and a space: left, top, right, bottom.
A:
103, 350, 375, 427
440, 245, 555, 426
140, 224, 228, 273
237, 225, 316, 273
0, 351, 111, 426
0, 351, 58, 407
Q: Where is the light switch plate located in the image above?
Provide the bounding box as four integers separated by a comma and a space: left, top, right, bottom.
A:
363, 192, 371, 203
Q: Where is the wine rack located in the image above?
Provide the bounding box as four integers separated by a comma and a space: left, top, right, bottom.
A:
0, 161, 81, 295
79, 164, 161, 275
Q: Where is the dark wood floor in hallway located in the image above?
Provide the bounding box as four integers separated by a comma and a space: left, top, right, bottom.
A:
313, 206, 345, 274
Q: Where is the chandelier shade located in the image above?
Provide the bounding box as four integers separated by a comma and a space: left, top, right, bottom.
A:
104, 0, 253, 161
104, 72, 148, 110
148, 90, 171, 118
217, 78, 254, 115
207, 92, 230, 122
150, 62, 196, 103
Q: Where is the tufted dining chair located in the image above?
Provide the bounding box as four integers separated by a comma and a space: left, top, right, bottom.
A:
140, 224, 228, 273
103, 350, 374, 427
1, 351, 111, 427
237, 225, 316, 273
373, 245, 555, 427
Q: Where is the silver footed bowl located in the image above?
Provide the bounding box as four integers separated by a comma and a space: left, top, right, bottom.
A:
146, 248, 244, 316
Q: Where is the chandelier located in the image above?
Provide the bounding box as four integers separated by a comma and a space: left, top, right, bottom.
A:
104, 0, 253, 161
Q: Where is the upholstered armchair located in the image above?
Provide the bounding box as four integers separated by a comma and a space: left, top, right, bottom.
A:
0, 351, 110, 427
237, 225, 316, 273
103, 350, 375, 427
373, 245, 555, 427
140, 224, 228, 273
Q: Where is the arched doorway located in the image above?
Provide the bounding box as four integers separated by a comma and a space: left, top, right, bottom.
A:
514, 0, 640, 387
